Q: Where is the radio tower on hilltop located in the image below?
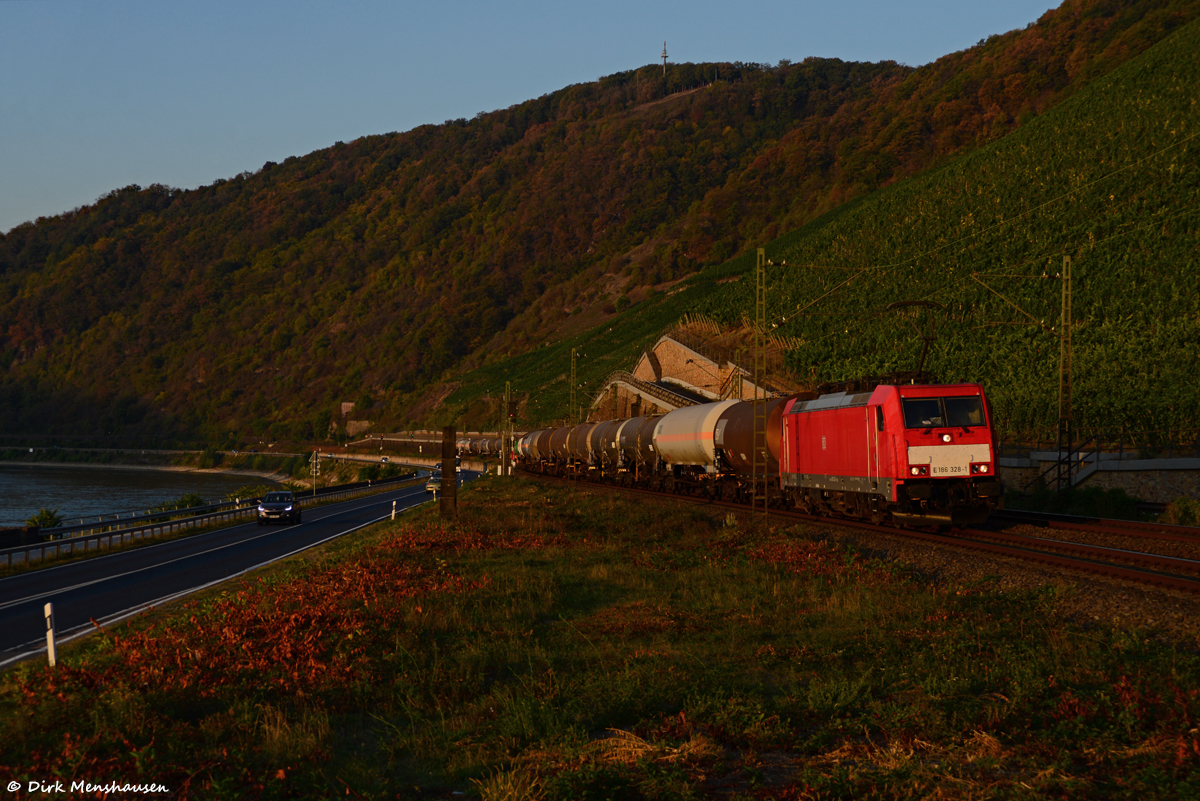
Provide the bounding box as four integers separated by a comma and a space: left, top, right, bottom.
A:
662, 41, 668, 75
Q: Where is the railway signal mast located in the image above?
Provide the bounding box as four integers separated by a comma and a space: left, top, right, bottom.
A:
969, 255, 1077, 492
570, 347, 578, 424
500, 380, 514, 477
1056, 254, 1074, 490
752, 249, 768, 515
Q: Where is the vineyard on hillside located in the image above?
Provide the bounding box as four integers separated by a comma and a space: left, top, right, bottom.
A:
696, 17, 1200, 440
449, 18, 1199, 442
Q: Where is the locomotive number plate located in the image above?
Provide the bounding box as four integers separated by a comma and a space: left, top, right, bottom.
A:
908, 444, 991, 476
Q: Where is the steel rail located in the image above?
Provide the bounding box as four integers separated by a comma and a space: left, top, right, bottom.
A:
522, 469, 1200, 595
993, 509, 1200, 544
960, 527, 1200, 575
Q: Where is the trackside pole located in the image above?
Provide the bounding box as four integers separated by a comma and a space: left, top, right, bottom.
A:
45, 602, 56, 667
441, 425, 457, 517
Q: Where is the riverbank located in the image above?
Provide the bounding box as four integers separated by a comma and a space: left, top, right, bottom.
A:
0, 460, 287, 480
0, 463, 292, 529
0, 447, 422, 499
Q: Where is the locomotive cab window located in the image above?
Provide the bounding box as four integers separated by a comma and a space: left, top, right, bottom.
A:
901, 396, 985, 429
902, 398, 944, 428
945, 396, 985, 428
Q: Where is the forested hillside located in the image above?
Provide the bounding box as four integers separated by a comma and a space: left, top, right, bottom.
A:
449, 13, 1200, 441
0, 0, 1195, 444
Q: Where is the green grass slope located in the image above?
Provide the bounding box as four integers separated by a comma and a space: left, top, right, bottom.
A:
451, 17, 1200, 441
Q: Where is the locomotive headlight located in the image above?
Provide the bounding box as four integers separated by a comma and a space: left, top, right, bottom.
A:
941, 433, 952, 443
910, 466, 920, 476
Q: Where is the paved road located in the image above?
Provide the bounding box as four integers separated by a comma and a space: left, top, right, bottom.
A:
0, 472, 474, 667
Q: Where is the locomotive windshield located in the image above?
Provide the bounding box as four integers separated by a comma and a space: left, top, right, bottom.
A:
902, 396, 985, 429
944, 396, 986, 427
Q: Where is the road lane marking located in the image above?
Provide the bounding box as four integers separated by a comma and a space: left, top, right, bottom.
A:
0, 486, 427, 596
0, 500, 424, 668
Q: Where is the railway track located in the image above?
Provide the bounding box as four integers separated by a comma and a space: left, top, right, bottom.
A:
523, 470, 1200, 596
992, 508, 1200, 544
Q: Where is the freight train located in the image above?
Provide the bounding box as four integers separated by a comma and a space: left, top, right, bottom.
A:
502, 377, 1004, 527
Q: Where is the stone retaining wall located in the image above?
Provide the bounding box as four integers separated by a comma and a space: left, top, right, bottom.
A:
997, 459, 1200, 503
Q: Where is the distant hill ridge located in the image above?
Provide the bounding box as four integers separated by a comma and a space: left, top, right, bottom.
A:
0, 0, 1196, 444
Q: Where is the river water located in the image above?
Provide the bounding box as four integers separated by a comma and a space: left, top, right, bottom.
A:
0, 464, 280, 528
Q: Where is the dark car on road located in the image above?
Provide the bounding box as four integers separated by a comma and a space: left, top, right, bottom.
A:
257, 491, 301, 525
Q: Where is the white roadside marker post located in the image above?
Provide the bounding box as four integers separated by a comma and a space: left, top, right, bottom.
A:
44, 602, 56, 667
392, 500, 396, 520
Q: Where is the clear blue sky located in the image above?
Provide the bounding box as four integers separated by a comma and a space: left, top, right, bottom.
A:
0, 0, 1056, 234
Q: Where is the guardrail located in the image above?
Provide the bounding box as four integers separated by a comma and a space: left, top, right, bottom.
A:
0, 472, 420, 569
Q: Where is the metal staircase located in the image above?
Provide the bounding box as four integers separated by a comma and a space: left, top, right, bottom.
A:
1024, 435, 1099, 492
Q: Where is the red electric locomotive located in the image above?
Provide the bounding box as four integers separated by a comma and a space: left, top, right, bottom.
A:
779, 382, 1003, 526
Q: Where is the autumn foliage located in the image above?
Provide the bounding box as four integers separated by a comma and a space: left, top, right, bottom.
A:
0, 0, 1196, 442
